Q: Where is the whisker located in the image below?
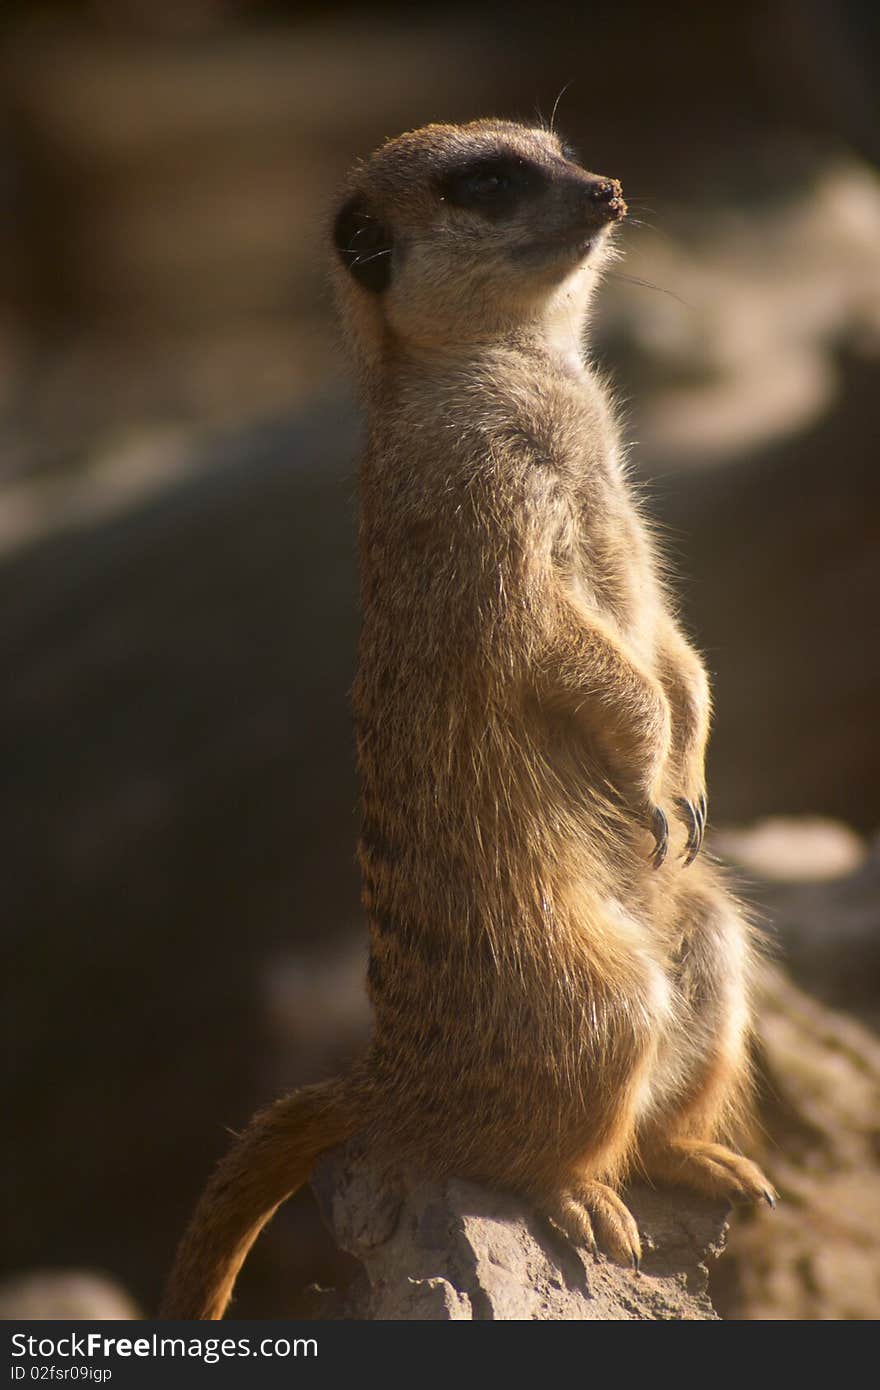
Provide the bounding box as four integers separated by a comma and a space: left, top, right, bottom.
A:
605, 271, 692, 308
549, 80, 574, 134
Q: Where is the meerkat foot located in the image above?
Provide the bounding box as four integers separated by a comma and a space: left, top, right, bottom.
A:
542, 1182, 642, 1269
576, 1181, 643, 1268
647, 1139, 776, 1208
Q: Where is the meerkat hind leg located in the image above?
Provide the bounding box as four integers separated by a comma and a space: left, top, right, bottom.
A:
541, 1181, 642, 1269
647, 1138, 776, 1208
641, 886, 777, 1211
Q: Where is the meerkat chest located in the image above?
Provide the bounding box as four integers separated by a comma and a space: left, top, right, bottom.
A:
498, 367, 660, 643
573, 489, 642, 603
553, 460, 660, 660
369, 366, 660, 656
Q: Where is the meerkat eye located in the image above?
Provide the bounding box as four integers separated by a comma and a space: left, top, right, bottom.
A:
440, 155, 543, 218
469, 169, 510, 195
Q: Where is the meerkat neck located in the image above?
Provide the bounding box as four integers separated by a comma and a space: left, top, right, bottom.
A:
373, 264, 599, 388
383, 310, 593, 399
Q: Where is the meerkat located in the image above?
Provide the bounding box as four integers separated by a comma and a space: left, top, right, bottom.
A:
162, 119, 775, 1320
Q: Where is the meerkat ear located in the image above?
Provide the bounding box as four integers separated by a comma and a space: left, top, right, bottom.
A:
333, 196, 393, 293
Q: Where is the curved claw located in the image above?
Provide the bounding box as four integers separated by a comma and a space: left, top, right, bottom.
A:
675, 796, 703, 867
698, 791, 708, 828
650, 806, 668, 869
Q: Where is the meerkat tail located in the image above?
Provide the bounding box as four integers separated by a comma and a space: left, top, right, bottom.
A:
160, 1077, 356, 1320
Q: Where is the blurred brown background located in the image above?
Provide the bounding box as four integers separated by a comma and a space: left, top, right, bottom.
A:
2, 0, 878, 1321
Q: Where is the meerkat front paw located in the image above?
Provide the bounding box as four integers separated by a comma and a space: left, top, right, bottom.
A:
609, 685, 674, 870
541, 1181, 642, 1269
673, 789, 707, 866
625, 798, 671, 870
648, 804, 669, 870
647, 1138, 776, 1208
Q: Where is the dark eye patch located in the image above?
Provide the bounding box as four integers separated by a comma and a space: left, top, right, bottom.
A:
439, 154, 545, 219
560, 141, 582, 166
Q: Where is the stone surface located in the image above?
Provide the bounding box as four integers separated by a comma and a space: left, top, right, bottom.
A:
715, 963, 880, 1321
311, 1146, 728, 1321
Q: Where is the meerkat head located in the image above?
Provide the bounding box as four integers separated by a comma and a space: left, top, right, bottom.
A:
331, 119, 626, 366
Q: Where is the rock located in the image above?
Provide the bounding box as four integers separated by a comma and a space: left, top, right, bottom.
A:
0, 1270, 140, 1320
716, 964, 880, 1320
311, 1144, 728, 1320
698, 827, 880, 1318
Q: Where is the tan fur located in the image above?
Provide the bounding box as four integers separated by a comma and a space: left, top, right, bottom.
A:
162, 119, 773, 1317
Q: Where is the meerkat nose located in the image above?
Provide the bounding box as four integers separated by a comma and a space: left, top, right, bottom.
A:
585, 177, 627, 222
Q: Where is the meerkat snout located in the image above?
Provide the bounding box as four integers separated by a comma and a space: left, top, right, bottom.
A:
545, 171, 627, 247
584, 177, 627, 223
